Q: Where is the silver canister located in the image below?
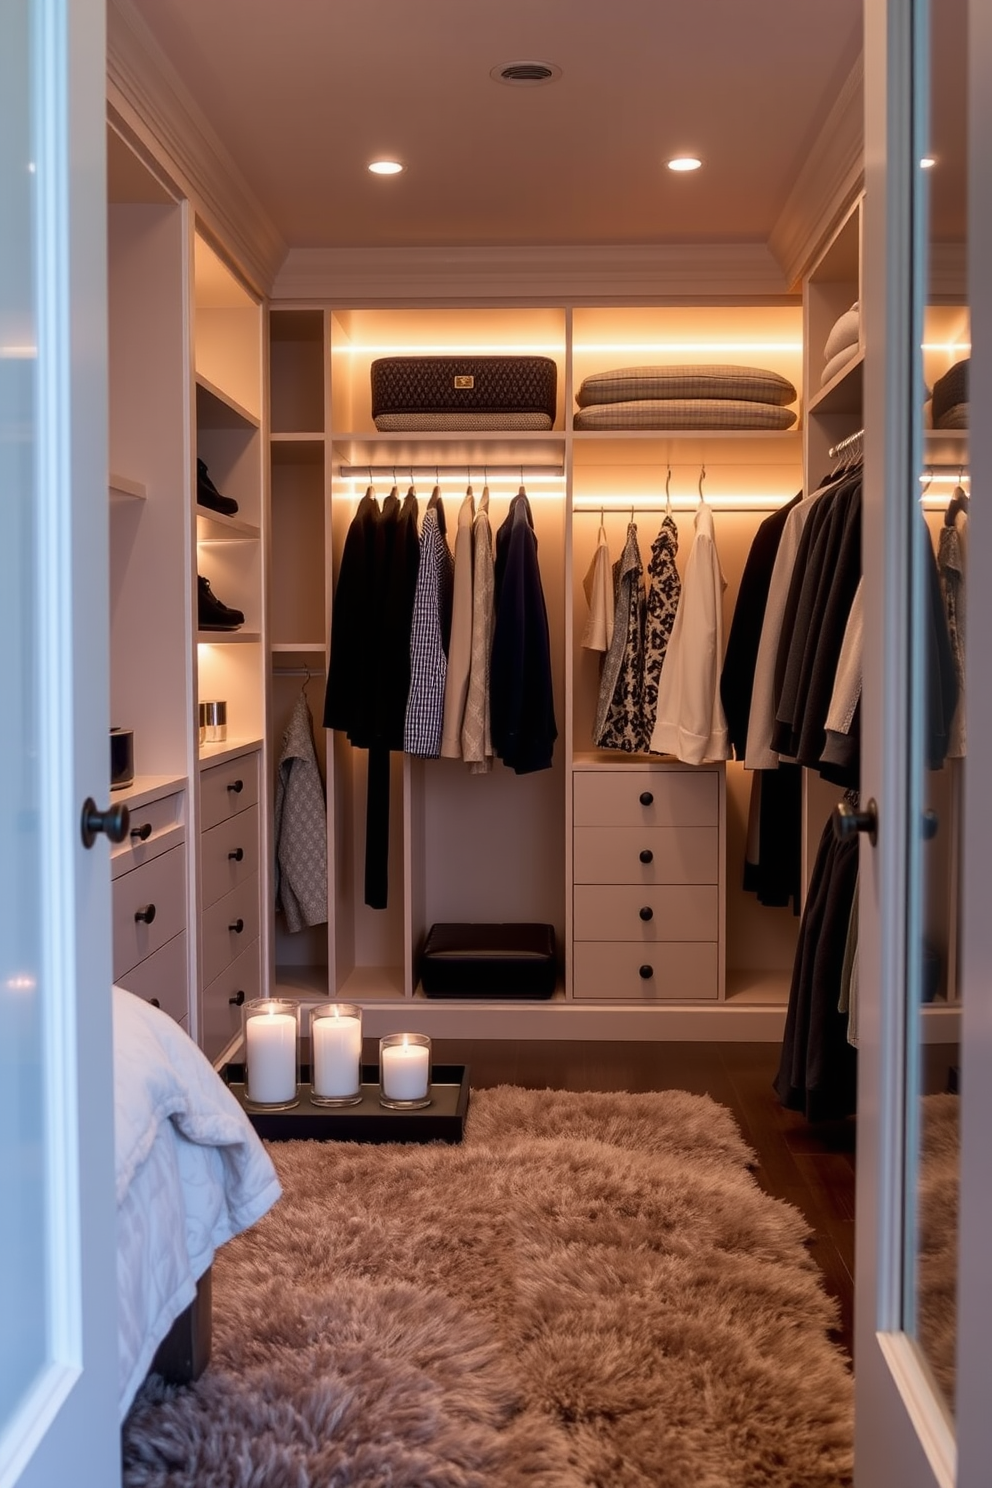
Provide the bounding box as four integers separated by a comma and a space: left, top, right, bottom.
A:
201, 700, 227, 743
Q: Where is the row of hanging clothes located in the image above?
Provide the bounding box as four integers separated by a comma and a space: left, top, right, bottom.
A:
728, 429, 965, 1122
582, 467, 731, 767
323, 475, 557, 910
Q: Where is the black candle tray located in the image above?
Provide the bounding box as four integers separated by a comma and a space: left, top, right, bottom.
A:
224, 1062, 470, 1144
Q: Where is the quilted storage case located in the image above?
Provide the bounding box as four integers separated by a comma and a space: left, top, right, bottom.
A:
371, 355, 557, 431
420, 922, 557, 998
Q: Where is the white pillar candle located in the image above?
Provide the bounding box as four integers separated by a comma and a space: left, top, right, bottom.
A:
246, 1009, 297, 1104
381, 1036, 430, 1101
312, 1010, 362, 1098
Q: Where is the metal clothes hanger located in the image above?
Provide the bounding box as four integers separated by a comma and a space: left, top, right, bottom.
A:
944, 469, 970, 524
697, 464, 707, 504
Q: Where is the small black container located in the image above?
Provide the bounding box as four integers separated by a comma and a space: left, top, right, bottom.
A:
110, 727, 134, 790
420, 922, 557, 998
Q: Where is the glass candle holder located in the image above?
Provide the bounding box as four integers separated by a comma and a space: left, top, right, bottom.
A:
309, 1002, 363, 1106
379, 1032, 432, 1110
243, 998, 300, 1110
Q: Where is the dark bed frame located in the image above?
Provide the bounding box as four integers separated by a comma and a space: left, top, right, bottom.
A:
148, 1268, 212, 1386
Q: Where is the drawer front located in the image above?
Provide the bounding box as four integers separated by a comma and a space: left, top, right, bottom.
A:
200, 873, 260, 988
200, 804, 260, 909
573, 770, 719, 828
115, 932, 188, 1024
574, 826, 718, 886
573, 884, 718, 942
199, 752, 260, 832
112, 844, 186, 979
200, 938, 262, 1064
572, 941, 719, 1002
110, 789, 185, 878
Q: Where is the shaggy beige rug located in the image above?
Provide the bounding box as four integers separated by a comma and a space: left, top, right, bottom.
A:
122, 1086, 854, 1487
917, 1092, 960, 1410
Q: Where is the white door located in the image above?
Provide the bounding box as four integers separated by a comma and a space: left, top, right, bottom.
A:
857, 1, 991, 1483
0, 2, 121, 1486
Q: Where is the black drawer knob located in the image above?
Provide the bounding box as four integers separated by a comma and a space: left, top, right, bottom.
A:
229, 990, 246, 1006
227, 779, 244, 794
639, 964, 654, 980
229, 918, 245, 934
130, 822, 153, 842
639, 849, 654, 864
639, 906, 653, 922
639, 791, 653, 806
228, 847, 245, 862
149, 998, 160, 1008
134, 903, 156, 925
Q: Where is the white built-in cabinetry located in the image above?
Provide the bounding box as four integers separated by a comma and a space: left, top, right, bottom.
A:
106, 122, 268, 1060
105, 105, 962, 1046
268, 301, 815, 1037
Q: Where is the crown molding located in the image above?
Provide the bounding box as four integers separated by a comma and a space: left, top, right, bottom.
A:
769, 55, 865, 290
272, 241, 794, 305
106, 0, 286, 296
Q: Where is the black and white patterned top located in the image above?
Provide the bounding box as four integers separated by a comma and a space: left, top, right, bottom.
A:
404, 493, 454, 757
640, 515, 681, 742
594, 522, 647, 753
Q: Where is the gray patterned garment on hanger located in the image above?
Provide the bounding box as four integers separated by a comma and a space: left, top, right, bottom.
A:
640, 514, 681, 742
594, 522, 647, 752
274, 690, 328, 932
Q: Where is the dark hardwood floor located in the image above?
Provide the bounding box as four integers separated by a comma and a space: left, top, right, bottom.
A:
425, 1038, 857, 1362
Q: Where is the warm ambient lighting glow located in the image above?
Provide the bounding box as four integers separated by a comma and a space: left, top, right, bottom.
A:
575, 494, 796, 511
368, 159, 404, 176
334, 343, 561, 355
574, 341, 802, 354
336, 341, 802, 356
920, 156, 936, 169
667, 156, 702, 172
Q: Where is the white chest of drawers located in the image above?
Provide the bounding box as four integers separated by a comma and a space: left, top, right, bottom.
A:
198, 749, 262, 1060
571, 764, 725, 1002
111, 780, 189, 1026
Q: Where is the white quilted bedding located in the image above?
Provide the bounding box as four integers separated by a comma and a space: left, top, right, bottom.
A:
113, 986, 281, 1419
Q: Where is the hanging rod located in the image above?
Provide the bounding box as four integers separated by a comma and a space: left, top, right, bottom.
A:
828, 428, 865, 459
338, 463, 564, 480
273, 665, 326, 677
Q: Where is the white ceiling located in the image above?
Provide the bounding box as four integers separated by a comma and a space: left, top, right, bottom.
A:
126, 0, 865, 254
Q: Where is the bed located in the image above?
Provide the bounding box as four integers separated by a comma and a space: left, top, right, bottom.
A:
112, 985, 281, 1420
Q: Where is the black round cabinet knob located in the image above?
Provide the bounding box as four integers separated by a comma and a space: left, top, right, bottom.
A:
638, 964, 653, 980
229, 990, 246, 1006
227, 779, 244, 794
130, 821, 153, 842
639, 791, 654, 807
228, 847, 245, 862
229, 918, 245, 934
639, 849, 654, 864
639, 906, 654, 922
134, 903, 156, 925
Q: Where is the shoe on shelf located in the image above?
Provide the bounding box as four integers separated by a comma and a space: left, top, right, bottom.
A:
197, 458, 239, 517
198, 574, 245, 631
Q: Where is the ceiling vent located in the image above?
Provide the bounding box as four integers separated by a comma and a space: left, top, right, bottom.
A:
491, 61, 562, 86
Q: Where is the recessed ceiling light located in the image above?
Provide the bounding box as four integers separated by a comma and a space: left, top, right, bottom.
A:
490, 60, 562, 86
667, 156, 702, 173
368, 159, 404, 176
920, 156, 936, 169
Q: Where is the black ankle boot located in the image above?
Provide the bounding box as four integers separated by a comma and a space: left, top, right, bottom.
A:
197, 458, 239, 517
198, 574, 245, 631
